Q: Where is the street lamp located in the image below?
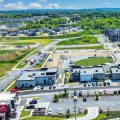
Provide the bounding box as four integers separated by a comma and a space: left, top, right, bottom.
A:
73, 96, 78, 120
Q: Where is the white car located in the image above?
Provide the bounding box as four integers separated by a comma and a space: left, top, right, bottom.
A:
78, 108, 83, 113
33, 86, 41, 91
48, 108, 52, 115
58, 108, 63, 114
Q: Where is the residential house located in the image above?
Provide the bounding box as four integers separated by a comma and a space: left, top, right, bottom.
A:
105, 29, 120, 42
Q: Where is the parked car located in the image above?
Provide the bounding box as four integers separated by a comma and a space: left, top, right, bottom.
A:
103, 82, 107, 86
73, 91, 78, 96
87, 83, 91, 87
41, 86, 44, 90
48, 108, 52, 115
79, 91, 82, 97
29, 100, 37, 104
49, 86, 52, 89
83, 96, 87, 102
26, 105, 35, 109
78, 108, 83, 113
34, 86, 41, 91
58, 108, 63, 114
92, 82, 96, 86
84, 84, 87, 87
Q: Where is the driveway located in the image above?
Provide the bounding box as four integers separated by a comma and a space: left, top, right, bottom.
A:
67, 107, 99, 120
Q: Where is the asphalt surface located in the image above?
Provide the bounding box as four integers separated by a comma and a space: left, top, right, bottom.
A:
19, 85, 120, 96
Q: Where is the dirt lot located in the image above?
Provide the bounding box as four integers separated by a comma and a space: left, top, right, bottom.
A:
45, 50, 112, 68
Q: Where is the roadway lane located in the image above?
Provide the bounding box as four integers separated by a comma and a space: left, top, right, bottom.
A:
19, 86, 120, 96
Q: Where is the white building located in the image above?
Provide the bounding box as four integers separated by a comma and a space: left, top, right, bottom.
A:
16, 68, 58, 89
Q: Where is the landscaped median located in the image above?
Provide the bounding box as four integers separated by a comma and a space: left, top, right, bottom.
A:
93, 111, 120, 120
57, 45, 104, 50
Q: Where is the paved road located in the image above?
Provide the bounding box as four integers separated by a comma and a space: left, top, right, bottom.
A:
67, 107, 99, 120
19, 85, 120, 96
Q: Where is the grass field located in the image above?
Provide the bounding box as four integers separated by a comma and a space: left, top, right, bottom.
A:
22, 113, 85, 120
93, 111, 120, 120
0, 49, 34, 78
57, 45, 104, 50
75, 57, 112, 66
20, 107, 31, 118
0, 37, 52, 46
57, 35, 98, 46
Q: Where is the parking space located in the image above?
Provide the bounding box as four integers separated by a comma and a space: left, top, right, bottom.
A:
48, 95, 120, 115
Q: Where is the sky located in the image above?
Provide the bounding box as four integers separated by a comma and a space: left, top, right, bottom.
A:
0, 0, 120, 10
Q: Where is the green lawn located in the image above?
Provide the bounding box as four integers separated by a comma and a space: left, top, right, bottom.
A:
93, 112, 120, 120
0, 50, 15, 54
75, 57, 113, 66
20, 107, 31, 118
22, 113, 85, 120
0, 49, 34, 78
57, 35, 98, 46
22, 116, 63, 120
57, 45, 104, 50
93, 113, 106, 120
0, 37, 52, 46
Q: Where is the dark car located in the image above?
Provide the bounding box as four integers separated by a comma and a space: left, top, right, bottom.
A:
103, 82, 107, 86
41, 86, 44, 90
73, 91, 78, 96
79, 91, 82, 97
26, 105, 35, 109
29, 100, 37, 104
49, 86, 52, 89
83, 96, 87, 102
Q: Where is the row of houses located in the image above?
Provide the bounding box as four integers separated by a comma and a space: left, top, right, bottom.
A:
0, 26, 81, 37
16, 68, 58, 89
105, 29, 120, 42
16, 65, 120, 89
70, 65, 120, 82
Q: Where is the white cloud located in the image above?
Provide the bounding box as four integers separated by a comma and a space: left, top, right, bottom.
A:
0, 0, 4, 3
29, 3, 43, 8
38, 0, 47, 2
3, 2, 26, 10
105, 2, 111, 5
48, 3, 59, 9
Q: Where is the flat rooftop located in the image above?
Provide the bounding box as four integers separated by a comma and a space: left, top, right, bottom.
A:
111, 66, 120, 73
80, 67, 104, 75
17, 68, 57, 81
0, 93, 16, 101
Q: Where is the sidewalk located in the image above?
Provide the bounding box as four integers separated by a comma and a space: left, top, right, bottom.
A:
67, 107, 99, 120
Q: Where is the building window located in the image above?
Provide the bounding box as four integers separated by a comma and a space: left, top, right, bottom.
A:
48, 78, 53, 80
41, 73, 45, 75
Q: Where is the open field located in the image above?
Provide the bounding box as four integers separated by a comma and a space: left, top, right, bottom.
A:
57, 35, 98, 46
0, 49, 34, 78
0, 37, 52, 50
57, 45, 104, 50
75, 57, 113, 66
45, 50, 112, 68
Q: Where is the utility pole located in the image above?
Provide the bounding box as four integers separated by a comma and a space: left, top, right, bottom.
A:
73, 96, 77, 120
